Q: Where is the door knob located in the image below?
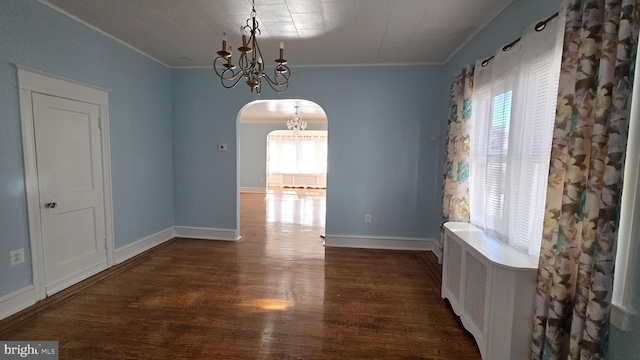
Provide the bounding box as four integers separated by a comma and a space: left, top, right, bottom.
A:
45, 202, 58, 209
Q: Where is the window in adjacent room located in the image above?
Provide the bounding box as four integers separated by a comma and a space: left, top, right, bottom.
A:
267, 130, 328, 176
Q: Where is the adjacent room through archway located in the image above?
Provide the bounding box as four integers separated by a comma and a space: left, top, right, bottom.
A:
236, 99, 329, 242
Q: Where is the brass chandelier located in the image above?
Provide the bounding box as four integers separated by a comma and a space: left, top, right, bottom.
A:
212, 0, 290, 94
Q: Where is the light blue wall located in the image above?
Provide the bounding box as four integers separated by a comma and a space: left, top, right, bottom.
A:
239, 123, 328, 189
171, 70, 242, 230
449, 0, 638, 357
172, 66, 447, 239
0, 0, 174, 298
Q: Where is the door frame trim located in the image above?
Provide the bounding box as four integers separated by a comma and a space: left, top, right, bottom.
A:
16, 65, 115, 301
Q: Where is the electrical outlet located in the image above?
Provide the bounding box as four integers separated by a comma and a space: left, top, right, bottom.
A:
10, 248, 24, 266
364, 213, 372, 224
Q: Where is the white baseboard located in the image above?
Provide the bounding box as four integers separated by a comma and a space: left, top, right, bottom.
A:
240, 187, 267, 194
174, 226, 239, 241
0, 285, 36, 320
324, 235, 438, 252
114, 227, 175, 264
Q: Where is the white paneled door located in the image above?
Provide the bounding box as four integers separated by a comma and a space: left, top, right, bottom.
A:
32, 93, 108, 295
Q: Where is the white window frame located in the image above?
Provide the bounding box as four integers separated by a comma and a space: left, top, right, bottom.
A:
611, 53, 640, 330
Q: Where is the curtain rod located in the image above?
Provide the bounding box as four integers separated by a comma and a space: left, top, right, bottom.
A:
481, 11, 559, 67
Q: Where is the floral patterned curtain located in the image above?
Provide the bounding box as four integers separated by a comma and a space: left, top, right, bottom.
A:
440, 65, 474, 251
532, 1, 639, 359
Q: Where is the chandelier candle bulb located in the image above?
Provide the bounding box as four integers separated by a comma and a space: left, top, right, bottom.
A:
221, 31, 227, 52
216, 33, 231, 58
241, 25, 247, 48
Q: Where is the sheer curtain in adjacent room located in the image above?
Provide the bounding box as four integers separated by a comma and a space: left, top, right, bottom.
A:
267, 131, 328, 175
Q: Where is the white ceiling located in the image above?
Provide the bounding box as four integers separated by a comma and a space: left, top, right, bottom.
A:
38, 0, 511, 123
40, 0, 513, 68
241, 99, 327, 123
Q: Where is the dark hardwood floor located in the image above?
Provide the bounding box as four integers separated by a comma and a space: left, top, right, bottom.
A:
0, 188, 480, 359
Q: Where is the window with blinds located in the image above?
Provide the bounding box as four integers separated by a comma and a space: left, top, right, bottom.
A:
469, 13, 563, 258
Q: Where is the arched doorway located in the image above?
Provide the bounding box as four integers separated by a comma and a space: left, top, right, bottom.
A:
236, 99, 328, 239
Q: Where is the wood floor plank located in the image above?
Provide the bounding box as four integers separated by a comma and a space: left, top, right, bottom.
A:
0, 188, 480, 359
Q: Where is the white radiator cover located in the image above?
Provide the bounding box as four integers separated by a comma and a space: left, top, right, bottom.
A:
441, 222, 538, 360
268, 173, 327, 188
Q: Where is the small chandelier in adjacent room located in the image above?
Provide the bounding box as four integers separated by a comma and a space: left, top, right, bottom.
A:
212, 0, 290, 94
287, 105, 307, 134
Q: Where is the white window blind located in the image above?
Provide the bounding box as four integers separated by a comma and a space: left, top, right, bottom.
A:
470, 12, 564, 258
267, 130, 327, 175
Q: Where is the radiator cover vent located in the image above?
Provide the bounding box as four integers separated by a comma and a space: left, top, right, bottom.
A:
446, 239, 463, 300
464, 254, 488, 335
